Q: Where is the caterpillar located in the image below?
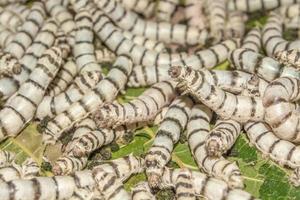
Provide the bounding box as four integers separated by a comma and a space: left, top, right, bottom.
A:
54, 30, 71, 60
93, 80, 176, 128
0, 52, 21, 78
244, 121, 300, 186
0, 24, 13, 48
95, 48, 116, 64
0, 47, 62, 141
93, 0, 209, 46
206, 0, 226, 42
186, 104, 244, 188
241, 27, 262, 52
263, 76, 300, 143
0, 0, 26, 6
5, 3, 30, 21
274, 49, 300, 68
46, 59, 78, 96
45, 0, 76, 46
156, 0, 179, 22
174, 168, 195, 200
145, 95, 194, 188
0, 7, 23, 32
227, 0, 300, 12
161, 167, 254, 200
52, 155, 88, 175
131, 181, 156, 200
0, 150, 15, 167
279, 3, 300, 19
42, 55, 133, 145
169, 66, 265, 123
205, 119, 242, 157
184, 0, 207, 30
0, 19, 58, 100
117, 0, 155, 18
225, 11, 246, 39
69, 187, 102, 200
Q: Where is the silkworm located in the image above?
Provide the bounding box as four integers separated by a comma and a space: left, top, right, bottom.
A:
0, 52, 21, 78
186, 104, 243, 188
0, 0, 26, 6
69, 188, 101, 200
93, 0, 209, 46
174, 168, 195, 200
241, 27, 262, 52
184, 0, 206, 29
205, 119, 242, 157
52, 155, 88, 175
169, 66, 265, 123
0, 47, 62, 141
145, 96, 194, 188
263, 76, 300, 143
54, 30, 71, 60
0, 7, 23, 32
5, 3, 30, 21
229, 48, 300, 81
132, 181, 155, 200
279, 3, 300, 19
93, 167, 131, 200
274, 49, 300, 68
161, 167, 254, 200
225, 11, 246, 39
117, 0, 155, 18
45, 0, 76, 46
46, 59, 78, 96
244, 121, 300, 187
206, 0, 226, 42
0, 24, 13, 48
94, 80, 176, 128
0, 150, 15, 167
156, 0, 179, 22
0, 19, 58, 100
95, 48, 116, 63
227, 0, 300, 12
42, 55, 133, 145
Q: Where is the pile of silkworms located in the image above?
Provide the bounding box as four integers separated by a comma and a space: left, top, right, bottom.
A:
1, 0, 300, 199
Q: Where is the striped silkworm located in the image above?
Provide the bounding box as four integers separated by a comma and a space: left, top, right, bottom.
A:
0, 155, 143, 200
0, 19, 58, 100
169, 66, 265, 123
206, 0, 226, 42
46, 59, 78, 96
52, 155, 88, 175
0, 0, 26, 6
156, 0, 179, 22
92, 11, 238, 68
117, 0, 155, 18
186, 104, 243, 188
93, 0, 209, 46
0, 47, 62, 141
263, 76, 300, 143
0, 157, 39, 182
262, 12, 300, 57
174, 168, 195, 200
244, 121, 300, 186
229, 48, 300, 81
161, 167, 254, 200
225, 11, 246, 39
5, 3, 30, 21
93, 168, 131, 200
69, 188, 102, 200
274, 49, 300, 68
95, 48, 116, 63
132, 181, 156, 200
93, 80, 176, 128
145, 96, 194, 188
45, 0, 76, 46
42, 55, 133, 145
184, 0, 207, 29
205, 119, 242, 157
227, 0, 300, 12
0, 150, 15, 167
0, 52, 21, 78
241, 27, 262, 52
0, 7, 23, 32
54, 30, 71, 60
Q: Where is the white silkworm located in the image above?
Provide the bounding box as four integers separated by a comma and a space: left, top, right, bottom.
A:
93, 0, 209, 46
145, 96, 194, 188
47, 59, 78, 96
241, 27, 262, 52
263, 76, 300, 143
244, 121, 300, 186
93, 80, 176, 128
0, 150, 15, 167
225, 11, 246, 39
184, 0, 206, 29
0, 19, 58, 100
117, 0, 155, 18
156, 0, 179, 22
0, 7, 23, 32
227, 0, 300, 12
42, 55, 133, 145
52, 155, 88, 175
45, 0, 76, 46
274, 49, 300, 68
206, 0, 226, 42
95, 48, 116, 63
0, 47, 62, 141
0, 52, 21, 78
174, 168, 195, 200
132, 181, 156, 200
205, 119, 242, 157
161, 167, 254, 200
169, 66, 265, 123
186, 104, 243, 188
229, 48, 300, 81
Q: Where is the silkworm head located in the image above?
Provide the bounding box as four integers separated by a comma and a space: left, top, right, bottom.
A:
168, 66, 183, 80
